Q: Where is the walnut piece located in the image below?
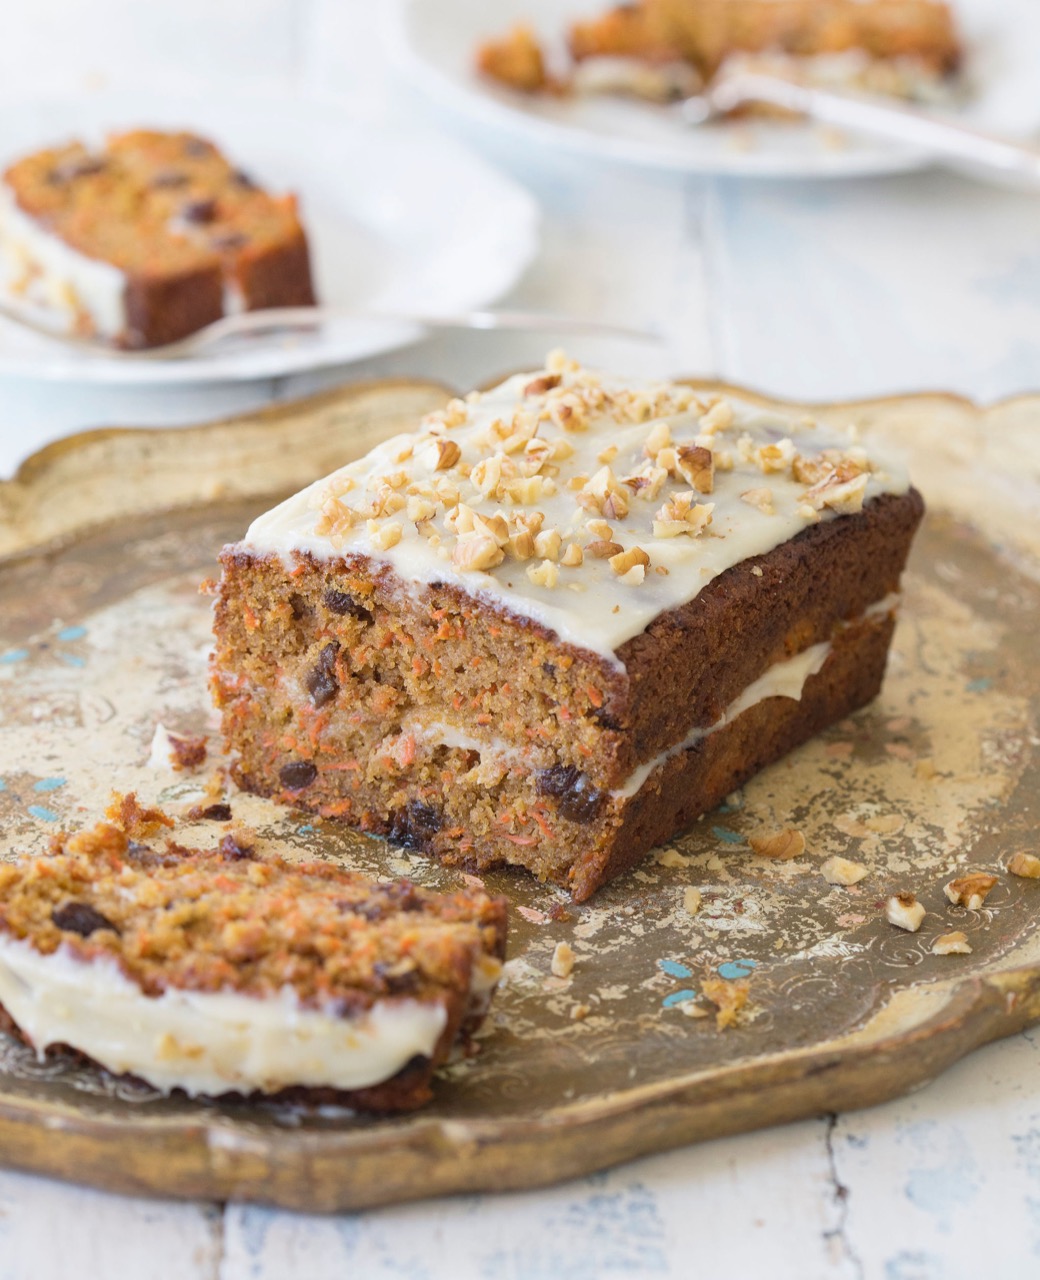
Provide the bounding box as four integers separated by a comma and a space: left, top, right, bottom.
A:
677, 444, 714, 494
701, 977, 748, 1030
1008, 852, 1040, 879
749, 828, 805, 860
821, 855, 868, 886
452, 531, 504, 572
551, 941, 576, 979
609, 546, 651, 576
932, 931, 972, 956
944, 873, 998, 910
434, 439, 461, 471
886, 892, 926, 932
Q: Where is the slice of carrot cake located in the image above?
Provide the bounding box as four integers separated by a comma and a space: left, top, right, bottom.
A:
212, 354, 923, 901
0, 820, 505, 1109
0, 129, 315, 348
478, 0, 961, 101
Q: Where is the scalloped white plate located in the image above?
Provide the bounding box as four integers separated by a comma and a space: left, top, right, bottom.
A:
0, 91, 540, 384
388, 0, 1040, 177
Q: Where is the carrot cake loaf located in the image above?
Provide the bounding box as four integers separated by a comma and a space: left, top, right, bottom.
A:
0, 129, 315, 348
0, 820, 505, 1109
212, 355, 924, 901
478, 0, 961, 101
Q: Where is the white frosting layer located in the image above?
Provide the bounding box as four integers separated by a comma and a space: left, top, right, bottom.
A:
242, 363, 910, 664
0, 938, 451, 1097
614, 639, 832, 800
0, 183, 127, 338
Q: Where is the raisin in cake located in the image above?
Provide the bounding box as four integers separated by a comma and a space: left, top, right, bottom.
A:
0, 821, 505, 1109
212, 355, 923, 901
0, 129, 315, 349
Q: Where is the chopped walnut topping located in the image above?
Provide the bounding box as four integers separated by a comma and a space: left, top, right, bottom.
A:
752, 438, 795, 474
740, 487, 775, 515
422, 397, 468, 432
821, 855, 868, 886
509, 529, 536, 561
886, 892, 926, 932
677, 445, 714, 494
643, 421, 671, 458
503, 475, 549, 505
749, 828, 805, 860
944, 873, 998, 910
1008, 852, 1040, 879
314, 496, 357, 538
527, 559, 560, 588
932, 931, 972, 956
433, 439, 461, 471
820, 473, 869, 515
701, 976, 748, 1030
586, 518, 613, 540
561, 542, 584, 567
578, 466, 629, 519
452, 531, 505, 573
653, 493, 714, 539
700, 399, 734, 434
597, 444, 619, 464
406, 495, 438, 523
524, 373, 561, 397
550, 941, 575, 979
622, 464, 668, 502
534, 528, 562, 561
585, 539, 623, 559
367, 520, 403, 551
609, 546, 651, 576
618, 563, 646, 586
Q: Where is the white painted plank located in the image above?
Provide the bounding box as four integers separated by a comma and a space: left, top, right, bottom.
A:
0, 0, 301, 98
221, 1116, 851, 1280
834, 1027, 1040, 1279
0, 1169, 220, 1280
705, 170, 1040, 404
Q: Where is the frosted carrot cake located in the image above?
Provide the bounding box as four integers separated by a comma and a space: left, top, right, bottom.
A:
211, 355, 924, 900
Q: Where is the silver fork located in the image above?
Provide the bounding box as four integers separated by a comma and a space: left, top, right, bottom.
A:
0, 302, 662, 360
682, 70, 1040, 185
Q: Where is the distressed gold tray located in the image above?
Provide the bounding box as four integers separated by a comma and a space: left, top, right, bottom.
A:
0, 379, 1038, 1213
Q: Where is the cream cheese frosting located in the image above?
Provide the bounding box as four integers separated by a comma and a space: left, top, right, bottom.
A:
0, 937, 451, 1097
0, 182, 127, 339
242, 356, 910, 663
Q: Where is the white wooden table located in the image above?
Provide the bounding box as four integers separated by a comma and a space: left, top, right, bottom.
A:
2, 4, 1039, 1276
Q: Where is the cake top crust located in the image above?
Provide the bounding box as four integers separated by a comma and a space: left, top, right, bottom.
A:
0, 819, 505, 1010
242, 354, 910, 661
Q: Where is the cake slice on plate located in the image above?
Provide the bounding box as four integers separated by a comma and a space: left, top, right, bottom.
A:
0, 129, 315, 349
0, 818, 505, 1109
479, 0, 961, 101
212, 354, 923, 900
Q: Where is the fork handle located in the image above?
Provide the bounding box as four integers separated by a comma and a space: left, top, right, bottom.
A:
708, 71, 1040, 185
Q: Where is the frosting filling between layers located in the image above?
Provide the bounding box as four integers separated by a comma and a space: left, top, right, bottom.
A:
0, 937, 462, 1097
0, 183, 127, 339
241, 365, 910, 664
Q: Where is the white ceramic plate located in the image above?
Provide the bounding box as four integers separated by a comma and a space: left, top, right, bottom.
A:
0, 91, 540, 384
388, 0, 1040, 178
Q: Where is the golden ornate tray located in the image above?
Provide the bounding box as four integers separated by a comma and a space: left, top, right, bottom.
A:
0, 379, 1037, 1212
